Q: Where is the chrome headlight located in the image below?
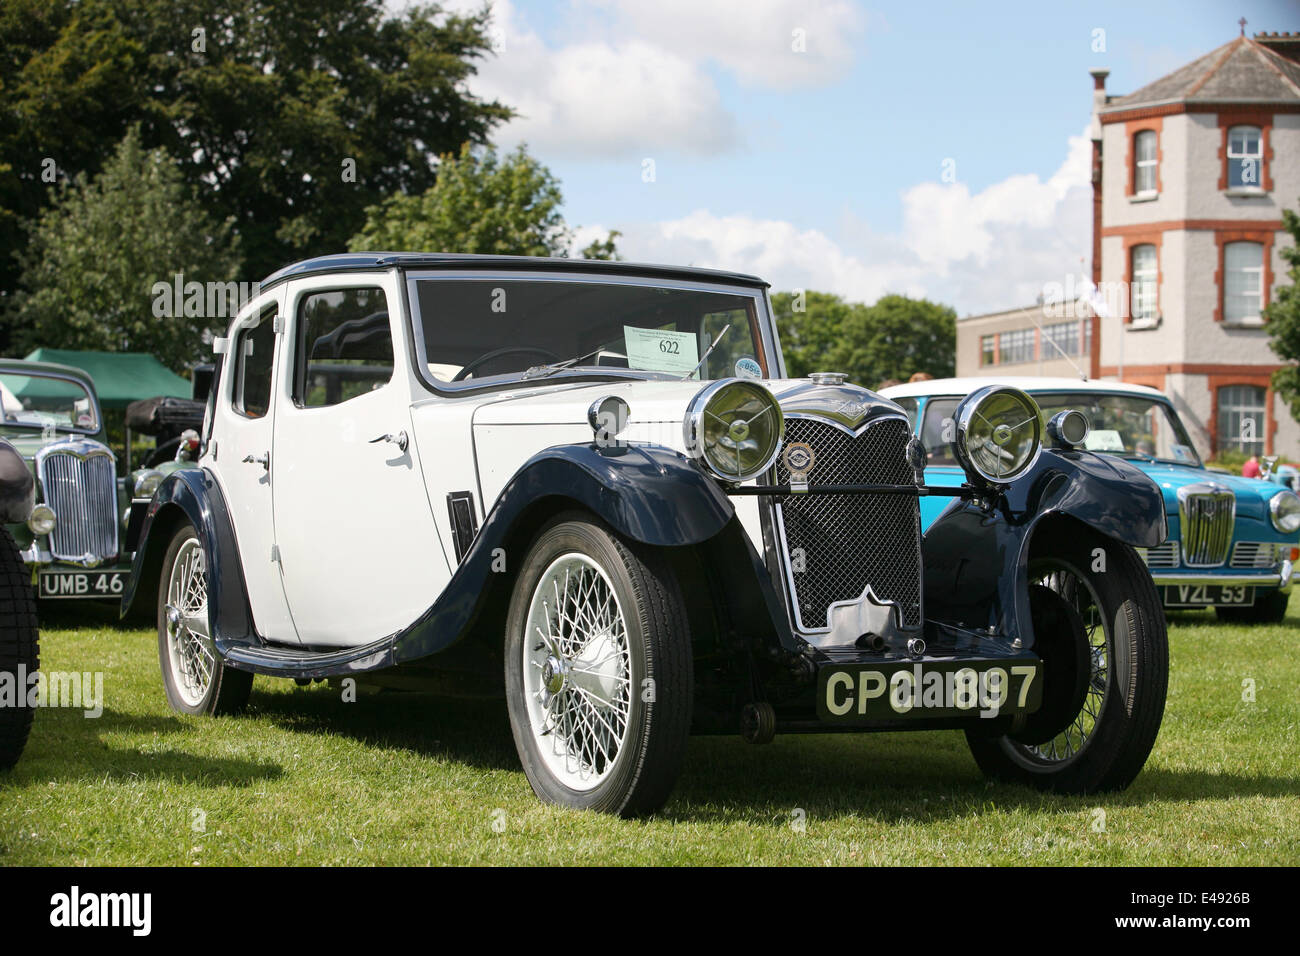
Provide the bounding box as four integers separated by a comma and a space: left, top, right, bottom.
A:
28, 503, 56, 536
1269, 490, 1300, 533
132, 468, 164, 499
684, 379, 784, 482
952, 385, 1043, 483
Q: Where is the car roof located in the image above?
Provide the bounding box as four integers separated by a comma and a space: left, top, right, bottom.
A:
880, 376, 1169, 400
0, 357, 97, 387
259, 253, 770, 292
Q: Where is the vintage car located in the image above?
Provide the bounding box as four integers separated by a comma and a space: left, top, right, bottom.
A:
123, 254, 1170, 815
0, 359, 134, 601
0, 436, 39, 769
883, 377, 1300, 622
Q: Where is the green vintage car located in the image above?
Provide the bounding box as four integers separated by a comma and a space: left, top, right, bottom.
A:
0, 358, 134, 600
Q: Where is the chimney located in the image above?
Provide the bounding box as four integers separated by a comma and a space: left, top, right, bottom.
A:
1089, 68, 1109, 142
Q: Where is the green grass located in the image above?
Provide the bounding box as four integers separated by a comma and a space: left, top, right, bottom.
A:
2, 601, 1298, 866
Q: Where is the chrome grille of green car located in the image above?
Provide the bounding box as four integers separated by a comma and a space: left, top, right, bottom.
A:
1177, 483, 1234, 568
37, 444, 119, 565
773, 416, 922, 632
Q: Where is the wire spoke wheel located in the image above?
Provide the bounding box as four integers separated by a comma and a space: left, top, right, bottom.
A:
164, 538, 214, 708
523, 553, 633, 792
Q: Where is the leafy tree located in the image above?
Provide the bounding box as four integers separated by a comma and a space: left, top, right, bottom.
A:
773, 290, 956, 388
0, 0, 510, 345
349, 144, 621, 259
10, 127, 241, 370
1268, 202, 1300, 417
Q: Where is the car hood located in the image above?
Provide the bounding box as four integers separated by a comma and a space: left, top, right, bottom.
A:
470, 377, 905, 430
1137, 461, 1282, 519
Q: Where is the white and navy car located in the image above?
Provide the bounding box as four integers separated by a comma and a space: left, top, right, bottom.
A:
124, 254, 1171, 815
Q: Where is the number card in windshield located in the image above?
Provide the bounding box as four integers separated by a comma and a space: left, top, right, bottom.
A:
623, 326, 699, 374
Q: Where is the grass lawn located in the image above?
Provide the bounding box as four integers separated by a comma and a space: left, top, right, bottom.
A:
2, 600, 1297, 866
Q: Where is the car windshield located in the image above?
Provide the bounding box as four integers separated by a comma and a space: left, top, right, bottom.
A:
408, 276, 770, 388
919, 391, 1201, 467
0, 371, 98, 433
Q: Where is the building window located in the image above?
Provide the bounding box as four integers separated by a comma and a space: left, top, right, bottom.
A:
1130, 244, 1158, 322
1218, 385, 1266, 456
1082, 316, 1093, 357
998, 328, 1035, 365
1134, 130, 1158, 196
980, 334, 996, 366
1223, 241, 1264, 324
1042, 320, 1084, 357
1226, 125, 1263, 189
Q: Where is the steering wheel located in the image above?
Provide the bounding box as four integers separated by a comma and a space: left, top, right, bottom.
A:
451, 346, 562, 382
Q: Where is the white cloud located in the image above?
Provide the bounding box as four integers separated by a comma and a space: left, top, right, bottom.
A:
613, 131, 1094, 315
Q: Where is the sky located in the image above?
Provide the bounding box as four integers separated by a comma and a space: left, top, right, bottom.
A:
419, 0, 1300, 316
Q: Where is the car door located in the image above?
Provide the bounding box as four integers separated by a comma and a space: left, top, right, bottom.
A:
271, 275, 452, 648
209, 293, 301, 644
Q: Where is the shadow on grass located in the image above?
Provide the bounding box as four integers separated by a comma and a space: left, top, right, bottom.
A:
5, 706, 283, 788
37, 599, 146, 633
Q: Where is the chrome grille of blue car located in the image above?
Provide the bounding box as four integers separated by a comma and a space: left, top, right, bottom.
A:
1230, 541, 1286, 569
37, 443, 119, 565
1142, 540, 1179, 569
773, 416, 922, 632
1177, 484, 1235, 568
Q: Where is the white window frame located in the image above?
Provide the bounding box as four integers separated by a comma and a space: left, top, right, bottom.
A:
1134, 130, 1158, 197
1130, 244, 1158, 326
1222, 241, 1264, 325
1217, 384, 1266, 456
1226, 125, 1264, 191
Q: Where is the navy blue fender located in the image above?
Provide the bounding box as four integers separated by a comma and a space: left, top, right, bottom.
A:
921, 448, 1167, 648
120, 467, 257, 643
392, 442, 737, 662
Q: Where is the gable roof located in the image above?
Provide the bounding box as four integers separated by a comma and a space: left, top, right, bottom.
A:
1102, 35, 1300, 113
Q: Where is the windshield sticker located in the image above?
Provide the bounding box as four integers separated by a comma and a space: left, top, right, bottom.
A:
1083, 429, 1125, 452
1170, 443, 1194, 463
623, 326, 699, 375
734, 356, 762, 379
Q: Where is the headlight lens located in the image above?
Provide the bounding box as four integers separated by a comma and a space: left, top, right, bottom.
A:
953, 385, 1043, 483
132, 468, 164, 499
28, 503, 56, 536
684, 379, 784, 482
1269, 490, 1300, 533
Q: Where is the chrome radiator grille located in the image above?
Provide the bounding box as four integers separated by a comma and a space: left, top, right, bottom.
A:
1230, 541, 1285, 569
38, 446, 119, 564
1177, 485, 1235, 568
774, 416, 922, 631
1141, 540, 1180, 569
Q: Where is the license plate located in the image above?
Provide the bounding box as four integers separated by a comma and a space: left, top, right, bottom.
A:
1162, 584, 1255, 607
38, 570, 128, 599
817, 657, 1042, 723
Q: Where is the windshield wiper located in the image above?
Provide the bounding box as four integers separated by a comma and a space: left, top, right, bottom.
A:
680, 324, 731, 380
521, 346, 610, 381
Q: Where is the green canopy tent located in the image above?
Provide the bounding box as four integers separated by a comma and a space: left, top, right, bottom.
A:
22, 349, 193, 471
22, 349, 191, 410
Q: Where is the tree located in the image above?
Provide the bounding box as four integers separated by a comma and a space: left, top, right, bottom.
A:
0, 0, 510, 344
772, 290, 956, 388
9, 127, 241, 370
348, 144, 621, 259
580, 230, 623, 261
1268, 202, 1300, 417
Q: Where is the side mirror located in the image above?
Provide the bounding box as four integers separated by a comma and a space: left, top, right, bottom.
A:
1262, 455, 1279, 480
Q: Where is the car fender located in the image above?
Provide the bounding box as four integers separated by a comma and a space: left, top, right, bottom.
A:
394, 441, 738, 662
120, 468, 256, 642
0, 439, 34, 523
922, 448, 1167, 648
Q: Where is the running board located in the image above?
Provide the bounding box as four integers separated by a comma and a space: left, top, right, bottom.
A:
218, 634, 396, 679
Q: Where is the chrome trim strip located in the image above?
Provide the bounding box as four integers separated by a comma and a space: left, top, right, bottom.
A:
1151, 572, 1282, 587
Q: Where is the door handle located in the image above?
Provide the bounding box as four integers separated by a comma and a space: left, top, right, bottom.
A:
242, 452, 270, 470
369, 430, 409, 453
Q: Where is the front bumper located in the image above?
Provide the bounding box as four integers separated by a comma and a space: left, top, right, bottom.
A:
1150, 558, 1294, 592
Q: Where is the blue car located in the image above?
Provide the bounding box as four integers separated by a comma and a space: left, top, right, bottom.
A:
882, 377, 1300, 622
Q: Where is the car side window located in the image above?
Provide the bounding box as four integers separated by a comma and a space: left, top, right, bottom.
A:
294, 287, 394, 408
920, 397, 960, 466
232, 306, 277, 419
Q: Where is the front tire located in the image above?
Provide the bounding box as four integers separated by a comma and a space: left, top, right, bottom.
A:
966, 526, 1168, 793
157, 524, 251, 716
0, 528, 38, 770
1215, 589, 1289, 624
504, 513, 692, 816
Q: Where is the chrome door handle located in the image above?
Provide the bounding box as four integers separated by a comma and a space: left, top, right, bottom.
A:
242, 452, 270, 470
369, 430, 409, 453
